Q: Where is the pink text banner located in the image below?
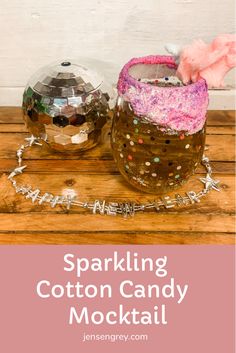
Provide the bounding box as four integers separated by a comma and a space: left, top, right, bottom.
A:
0, 245, 234, 353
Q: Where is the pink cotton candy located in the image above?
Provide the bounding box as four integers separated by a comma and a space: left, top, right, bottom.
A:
177, 34, 236, 88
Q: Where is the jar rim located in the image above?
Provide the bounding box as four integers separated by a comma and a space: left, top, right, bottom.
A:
116, 55, 209, 135
118, 55, 207, 94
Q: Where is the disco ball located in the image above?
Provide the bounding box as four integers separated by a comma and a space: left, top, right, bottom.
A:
22, 59, 114, 152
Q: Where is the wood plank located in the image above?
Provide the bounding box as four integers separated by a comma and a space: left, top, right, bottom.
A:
207, 110, 235, 126
0, 108, 235, 125
0, 123, 234, 135
0, 173, 234, 214
205, 135, 235, 161
206, 126, 235, 135
0, 232, 234, 245
0, 124, 27, 133
0, 159, 235, 175
0, 132, 234, 161
204, 162, 235, 175
0, 159, 118, 174
0, 213, 234, 233
0, 132, 111, 160
0, 107, 22, 123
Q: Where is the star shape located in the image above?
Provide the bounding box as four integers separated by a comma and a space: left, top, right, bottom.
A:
8, 165, 27, 179
25, 135, 42, 146
199, 175, 220, 192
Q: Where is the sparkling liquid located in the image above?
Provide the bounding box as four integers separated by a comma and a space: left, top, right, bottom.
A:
111, 101, 206, 194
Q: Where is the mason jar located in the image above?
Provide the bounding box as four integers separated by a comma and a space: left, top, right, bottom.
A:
111, 55, 209, 194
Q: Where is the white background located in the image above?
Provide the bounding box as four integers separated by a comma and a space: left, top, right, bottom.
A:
0, 0, 235, 106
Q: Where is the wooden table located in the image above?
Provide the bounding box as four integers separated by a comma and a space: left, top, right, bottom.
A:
0, 108, 235, 245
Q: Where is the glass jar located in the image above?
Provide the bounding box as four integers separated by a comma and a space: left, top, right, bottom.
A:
22, 59, 113, 153
111, 55, 209, 194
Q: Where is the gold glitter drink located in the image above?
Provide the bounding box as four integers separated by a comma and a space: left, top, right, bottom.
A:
111, 55, 209, 194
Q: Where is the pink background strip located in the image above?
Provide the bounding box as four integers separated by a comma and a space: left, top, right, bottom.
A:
0, 245, 234, 353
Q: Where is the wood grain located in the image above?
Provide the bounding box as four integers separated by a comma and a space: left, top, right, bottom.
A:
0, 213, 234, 233
0, 108, 235, 244
0, 232, 234, 245
0, 131, 234, 161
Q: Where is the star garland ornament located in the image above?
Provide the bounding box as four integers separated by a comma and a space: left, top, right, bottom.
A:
8, 136, 221, 217
199, 175, 220, 192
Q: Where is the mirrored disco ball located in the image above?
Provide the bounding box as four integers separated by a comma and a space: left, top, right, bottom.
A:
22, 59, 114, 152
